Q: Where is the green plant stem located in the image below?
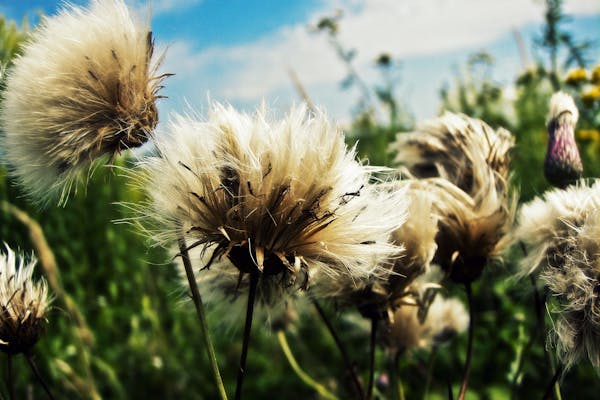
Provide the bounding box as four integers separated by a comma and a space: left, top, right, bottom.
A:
542, 364, 564, 400
25, 354, 55, 400
367, 317, 378, 400
6, 354, 14, 400
234, 271, 259, 400
457, 282, 474, 400
390, 350, 405, 400
423, 347, 438, 400
277, 330, 338, 400
178, 236, 228, 400
312, 300, 364, 399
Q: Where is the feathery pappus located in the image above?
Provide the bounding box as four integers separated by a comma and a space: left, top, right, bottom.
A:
0, 0, 168, 205
384, 290, 469, 352
391, 113, 516, 283
390, 112, 513, 195
0, 245, 51, 355
516, 180, 600, 371
134, 103, 408, 306
324, 179, 438, 322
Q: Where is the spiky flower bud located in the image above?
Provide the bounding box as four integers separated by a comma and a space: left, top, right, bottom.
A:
0, 0, 167, 204
544, 92, 583, 189
516, 180, 600, 371
135, 103, 407, 306
0, 245, 50, 355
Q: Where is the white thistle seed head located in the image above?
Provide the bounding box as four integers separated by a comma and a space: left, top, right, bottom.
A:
135, 103, 408, 304
0, 245, 50, 355
391, 113, 516, 283
390, 112, 514, 196
385, 292, 468, 352
0, 0, 167, 205
322, 179, 438, 321
514, 180, 600, 276
515, 180, 600, 371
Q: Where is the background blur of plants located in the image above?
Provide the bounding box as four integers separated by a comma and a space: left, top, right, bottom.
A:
1, 0, 599, 398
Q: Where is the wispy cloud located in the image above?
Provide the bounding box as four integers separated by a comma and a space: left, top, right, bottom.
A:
157, 0, 600, 122
138, 0, 203, 15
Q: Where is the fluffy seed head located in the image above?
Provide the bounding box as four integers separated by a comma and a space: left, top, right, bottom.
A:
325, 179, 438, 321
0, 245, 50, 355
0, 0, 167, 204
135, 103, 407, 304
384, 292, 468, 352
390, 112, 513, 196
391, 113, 516, 283
515, 180, 600, 371
514, 180, 600, 276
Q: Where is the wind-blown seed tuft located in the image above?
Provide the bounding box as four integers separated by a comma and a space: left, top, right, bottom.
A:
0, 245, 51, 355
516, 180, 600, 371
134, 103, 408, 306
0, 0, 167, 204
391, 113, 516, 283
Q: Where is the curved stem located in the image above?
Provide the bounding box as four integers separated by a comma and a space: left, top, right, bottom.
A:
367, 317, 378, 400
25, 354, 55, 400
312, 300, 364, 399
234, 271, 259, 400
277, 330, 338, 400
7, 354, 14, 400
542, 364, 563, 400
178, 236, 228, 400
457, 282, 474, 400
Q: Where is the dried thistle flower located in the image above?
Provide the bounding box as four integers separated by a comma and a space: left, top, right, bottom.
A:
391, 113, 516, 283
136, 104, 407, 305
0, 0, 167, 204
384, 290, 468, 352
514, 180, 600, 276
390, 112, 513, 196
325, 180, 438, 321
0, 245, 50, 355
515, 180, 600, 371
544, 92, 583, 189
542, 208, 600, 372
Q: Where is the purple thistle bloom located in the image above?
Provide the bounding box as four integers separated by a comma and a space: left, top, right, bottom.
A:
544, 92, 583, 189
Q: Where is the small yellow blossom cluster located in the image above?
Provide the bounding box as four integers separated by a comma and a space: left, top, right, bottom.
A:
564, 65, 600, 108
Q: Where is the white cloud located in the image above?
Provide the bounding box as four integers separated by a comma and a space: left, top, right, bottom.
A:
157, 0, 600, 122
133, 0, 203, 15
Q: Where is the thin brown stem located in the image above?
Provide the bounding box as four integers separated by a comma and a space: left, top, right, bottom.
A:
234, 271, 259, 400
25, 354, 55, 400
178, 236, 228, 400
457, 282, 474, 400
367, 317, 378, 400
312, 300, 365, 399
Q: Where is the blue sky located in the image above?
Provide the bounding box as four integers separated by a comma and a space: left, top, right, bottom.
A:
2, 0, 600, 124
